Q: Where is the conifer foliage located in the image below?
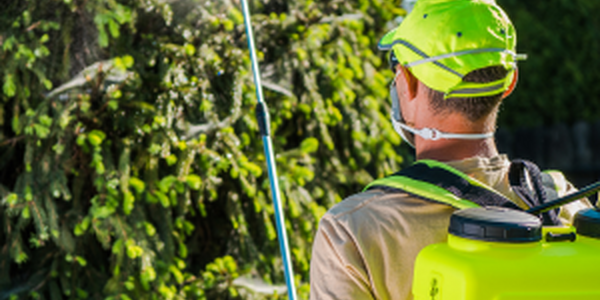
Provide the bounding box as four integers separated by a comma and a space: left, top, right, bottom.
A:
0, 0, 402, 299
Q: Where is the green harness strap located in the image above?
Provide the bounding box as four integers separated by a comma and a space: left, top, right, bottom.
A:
364, 160, 523, 211
364, 175, 480, 210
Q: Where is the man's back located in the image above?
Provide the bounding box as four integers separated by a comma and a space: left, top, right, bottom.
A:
309, 155, 588, 300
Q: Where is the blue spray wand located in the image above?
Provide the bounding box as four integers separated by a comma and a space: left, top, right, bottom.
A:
239, 1, 298, 299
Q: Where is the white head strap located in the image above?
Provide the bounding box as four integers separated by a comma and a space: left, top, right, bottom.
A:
393, 121, 494, 141
390, 70, 495, 145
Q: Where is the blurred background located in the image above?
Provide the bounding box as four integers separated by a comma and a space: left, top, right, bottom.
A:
497, 0, 600, 194
1, 0, 599, 299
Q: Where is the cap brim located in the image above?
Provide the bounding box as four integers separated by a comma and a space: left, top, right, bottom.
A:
378, 27, 399, 51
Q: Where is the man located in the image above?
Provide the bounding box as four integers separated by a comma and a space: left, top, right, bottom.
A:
309, 0, 591, 299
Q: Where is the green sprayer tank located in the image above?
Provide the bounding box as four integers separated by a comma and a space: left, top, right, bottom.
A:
412, 207, 600, 300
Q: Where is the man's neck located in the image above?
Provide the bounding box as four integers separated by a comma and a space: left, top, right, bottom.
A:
416, 137, 499, 162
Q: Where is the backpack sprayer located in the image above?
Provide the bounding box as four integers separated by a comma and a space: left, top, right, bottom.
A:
240, 1, 298, 299
413, 181, 600, 300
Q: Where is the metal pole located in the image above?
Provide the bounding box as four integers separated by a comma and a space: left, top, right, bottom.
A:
239, 1, 298, 299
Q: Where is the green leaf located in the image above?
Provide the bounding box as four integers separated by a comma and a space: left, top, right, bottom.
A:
174, 258, 185, 270
184, 44, 196, 56
123, 191, 135, 215
3, 74, 16, 97
173, 181, 184, 194
169, 265, 184, 284
3, 36, 15, 51
155, 191, 170, 208
39, 115, 53, 127
114, 57, 126, 70
75, 256, 87, 266
228, 8, 244, 25
98, 26, 109, 47
202, 271, 215, 288
148, 144, 161, 155
73, 225, 84, 237
14, 251, 28, 264
183, 220, 195, 236
52, 143, 65, 155
223, 255, 237, 273
185, 174, 202, 190
158, 176, 177, 193
179, 241, 188, 258
33, 124, 50, 138
126, 243, 143, 259
92, 206, 115, 219
6, 193, 18, 206
141, 266, 156, 282
81, 217, 90, 231
87, 130, 106, 146
12, 114, 20, 134
74, 217, 90, 237
95, 161, 105, 174
108, 100, 119, 110
112, 239, 123, 254
222, 19, 234, 31
144, 222, 156, 236
76, 134, 87, 146
228, 287, 239, 297
108, 19, 120, 38
241, 161, 262, 177
111, 90, 122, 100
122, 55, 134, 68
43, 79, 53, 90
76, 289, 89, 299
114, 4, 132, 24
300, 137, 319, 153
146, 192, 158, 204
129, 177, 145, 194
22, 206, 30, 219
165, 154, 177, 166
25, 186, 33, 201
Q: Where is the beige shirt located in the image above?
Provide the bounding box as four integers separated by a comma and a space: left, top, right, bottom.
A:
309, 155, 590, 300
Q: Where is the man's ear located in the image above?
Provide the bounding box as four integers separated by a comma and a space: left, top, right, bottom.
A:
396, 66, 419, 101
502, 68, 518, 99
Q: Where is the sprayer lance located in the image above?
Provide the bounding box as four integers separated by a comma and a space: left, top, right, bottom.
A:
526, 181, 600, 215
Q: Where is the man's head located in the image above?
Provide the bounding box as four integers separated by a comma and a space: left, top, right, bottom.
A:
380, 0, 524, 148
381, 0, 522, 100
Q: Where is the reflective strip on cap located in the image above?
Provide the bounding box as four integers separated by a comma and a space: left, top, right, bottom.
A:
384, 39, 463, 78
444, 78, 507, 99
405, 48, 517, 68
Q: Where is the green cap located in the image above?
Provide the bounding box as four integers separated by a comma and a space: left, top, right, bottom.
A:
379, 0, 525, 98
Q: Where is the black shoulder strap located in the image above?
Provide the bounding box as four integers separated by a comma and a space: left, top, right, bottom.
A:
365, 160, 522, 211
509, 159, 561, 225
